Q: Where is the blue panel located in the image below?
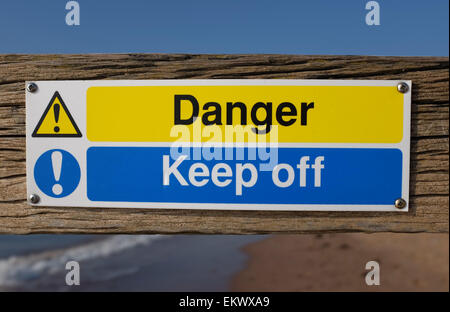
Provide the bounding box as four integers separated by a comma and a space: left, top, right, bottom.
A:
87, 147, 402, 205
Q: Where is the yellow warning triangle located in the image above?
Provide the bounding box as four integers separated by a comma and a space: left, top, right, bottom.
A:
32, 91, 82, 137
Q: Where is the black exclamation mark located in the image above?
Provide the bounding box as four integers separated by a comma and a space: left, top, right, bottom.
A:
54, 103, 60, 133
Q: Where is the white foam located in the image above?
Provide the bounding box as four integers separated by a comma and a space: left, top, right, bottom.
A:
0, 235, 164, 287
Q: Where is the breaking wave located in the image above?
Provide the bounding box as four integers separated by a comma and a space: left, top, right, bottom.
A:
0, 235, 164, 287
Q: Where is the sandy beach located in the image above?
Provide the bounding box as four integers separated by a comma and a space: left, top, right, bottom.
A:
231, 233, 449, 292
1, 233, 448, 291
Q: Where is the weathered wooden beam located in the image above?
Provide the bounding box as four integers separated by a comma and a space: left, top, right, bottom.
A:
0, 54, 448, 234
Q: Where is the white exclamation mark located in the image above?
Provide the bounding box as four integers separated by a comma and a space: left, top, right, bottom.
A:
51, 151, 63, 195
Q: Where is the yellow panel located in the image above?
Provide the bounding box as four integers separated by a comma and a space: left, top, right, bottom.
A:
86, 85, 403, 143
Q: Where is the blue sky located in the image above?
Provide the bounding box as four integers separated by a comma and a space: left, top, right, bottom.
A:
0, 0, 448, 55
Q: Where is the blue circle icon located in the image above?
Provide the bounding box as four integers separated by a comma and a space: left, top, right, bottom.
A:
34, 149, 81, 198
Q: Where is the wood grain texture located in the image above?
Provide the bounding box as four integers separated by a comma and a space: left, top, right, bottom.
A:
0, 54, 448, 234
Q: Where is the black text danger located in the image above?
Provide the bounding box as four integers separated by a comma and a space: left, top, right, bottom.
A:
174, 94, 314, 133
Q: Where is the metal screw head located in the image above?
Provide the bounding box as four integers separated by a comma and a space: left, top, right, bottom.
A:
395, 198, 407, 209
29, 194, 40, 204
26, 82, 38, 93
397, 82, 409, 94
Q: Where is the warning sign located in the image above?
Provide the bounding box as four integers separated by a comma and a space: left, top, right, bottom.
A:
32, 91, 82, 137
26, 80, 411, 212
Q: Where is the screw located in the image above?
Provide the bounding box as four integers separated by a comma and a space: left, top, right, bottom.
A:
394, 198, 407, 209
397, 82, 409, 94
29, 194, 40, 204
26, 82, 38, 93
